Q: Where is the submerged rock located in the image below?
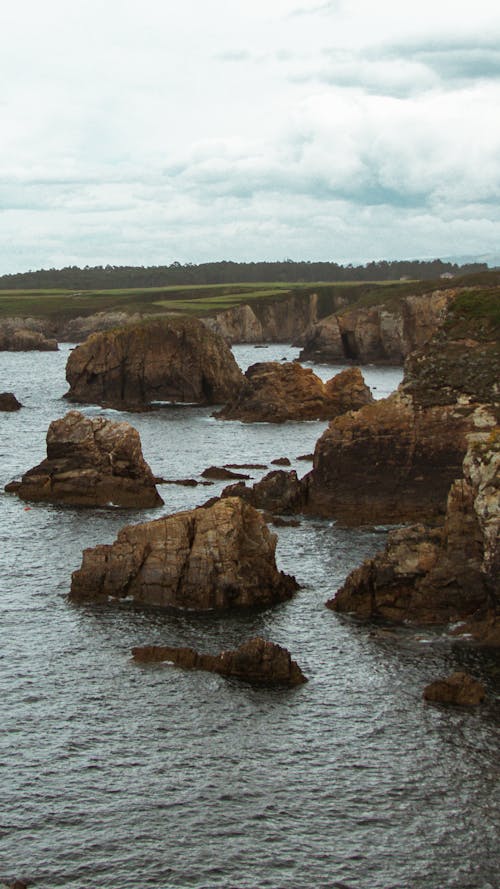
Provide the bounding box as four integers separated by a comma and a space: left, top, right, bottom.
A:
0, 392, 22, 411
215, 361, 372, 423
423, 672, 486, 706
201, 466, 250, 480
70, 497, 298, 610
132, 636, 307, 686
65, 316, 244, 410
5, 410, 163, 508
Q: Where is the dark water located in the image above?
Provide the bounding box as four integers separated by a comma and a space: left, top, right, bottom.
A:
0, 345, 499, 889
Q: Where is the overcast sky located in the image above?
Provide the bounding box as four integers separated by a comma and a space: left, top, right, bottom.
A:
1, 0, 500, 274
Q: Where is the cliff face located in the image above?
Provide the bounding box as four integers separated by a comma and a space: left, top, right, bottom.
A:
205, 292, 321, 343
305, 292, 499, 524
0, 319, 58, 351
299, 289, 454, 364
65, 316, 244, 410
328, 429, 499, 641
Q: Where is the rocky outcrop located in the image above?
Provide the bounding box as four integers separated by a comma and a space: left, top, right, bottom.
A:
222, 470, 307, 515
306, 293, 499, 524
0, 322, 57, 351
5, 410, 163, 508
65, 316, 244, 410
423, 672, 486, 706
0, 392, 22, 411
205, 292, 320, 343
132, 637, 307, 686
69, 497, 298, 609
327, 429, 499, 637
299, 288, 455, 364
215, 362, 372, 423
201, 466, 250, 480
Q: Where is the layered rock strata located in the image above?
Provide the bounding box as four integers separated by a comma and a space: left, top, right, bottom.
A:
70, 497, 298, 609
327, 429, 499, 639
132, 637, 307, 686
65, 316, 244, 410
299, 288, 454, 364
215, 362, 372, 423
5, 410, 163, 508
306, 296, 499, 524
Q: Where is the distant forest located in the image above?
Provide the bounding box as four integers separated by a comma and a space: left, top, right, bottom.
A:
0, 258, 489, 290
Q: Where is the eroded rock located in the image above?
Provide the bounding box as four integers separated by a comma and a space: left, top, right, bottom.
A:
65, 316, 244, 410
70, 497, 298, 609
215, 361, 372, 423
0, 392, 22, 411
423, 672, 486, 706
221, 470, 307, 515
5, 410, 163, 508
132, 636, 307, 686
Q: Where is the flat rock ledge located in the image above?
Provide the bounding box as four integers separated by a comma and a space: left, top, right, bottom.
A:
70, 496, 299, 610
5, 410, 163, 508
423, 672, 486, 706
132, 637, 307, 687
0, 392, 22, 411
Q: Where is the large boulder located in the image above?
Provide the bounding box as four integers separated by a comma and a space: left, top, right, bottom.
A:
215, 362, 372, 423
0, 392, 22, 411
306, 291, 499, 524
327, 428, 500, 638
132, 637, 307, 686
5, 410, 163, 508
70, 497, 298, 609
65, 316, 244, 410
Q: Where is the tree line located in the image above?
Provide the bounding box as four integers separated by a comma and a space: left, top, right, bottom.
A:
0, 258, 488, 290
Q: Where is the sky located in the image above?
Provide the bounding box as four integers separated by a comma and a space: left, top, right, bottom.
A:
1, 0, 500, 274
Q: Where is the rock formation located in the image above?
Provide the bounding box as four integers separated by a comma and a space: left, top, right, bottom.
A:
5, 410, 163, 508
0, 392, 22, 411
0, 321, 57, 351
205, 291, 320, 344
65, 316, 244, 410
69, 497, 298, 609
423, 672, 486, 706
327, 428, 500, 640
215, 362, 372, 423
306, 291, 499, 524
222, 470, 307, 515
132, 637, 307, 686
298, 288, 455, 364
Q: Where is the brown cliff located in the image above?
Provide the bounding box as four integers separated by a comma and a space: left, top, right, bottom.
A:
306, 291, 499, 524
0, 322, 58, 351
132, 637, 307, 686
327, 428, 500, 641
215, 362, 372, 423
69, 497, 298, 610
5, 410, 163, 508
65, 316, 244, 410
299, 288, 455, 364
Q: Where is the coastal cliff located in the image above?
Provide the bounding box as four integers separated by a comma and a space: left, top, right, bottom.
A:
305, 289, 499, 524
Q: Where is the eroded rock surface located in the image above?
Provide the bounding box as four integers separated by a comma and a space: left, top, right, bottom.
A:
215, 362, 372, 423
65, 316, 244, 410
70, 497, 298, 609
5, 410, 163, 508
0, 323, 58, 351
222, 470, 307, 515
132, 636, 307, 686
327, 429, 499, 637
423, 672, 486, 706
306, 294, 499, 524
